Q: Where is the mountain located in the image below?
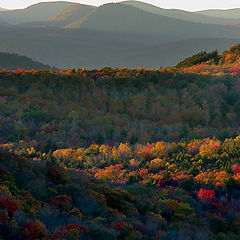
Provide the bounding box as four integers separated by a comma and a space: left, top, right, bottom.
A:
0, 26, 238, 69
49, 3, 96, 28
0, 1, 75, 24
197, 8, 240, 19
1, 2, 240, 69
121, 1, 240, 25
11, 1, 240, 29
0, 52, 55, 70
75, 3, 240, 40
17, 3, 96, 28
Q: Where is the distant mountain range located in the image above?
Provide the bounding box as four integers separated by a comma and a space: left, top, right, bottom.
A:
0, 1, 240, 69
2, 1, 240, 26
122, 1, 240, 25
68, 3, 240, 40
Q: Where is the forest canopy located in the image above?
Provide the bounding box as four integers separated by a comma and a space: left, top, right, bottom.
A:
1, 44, 240, 240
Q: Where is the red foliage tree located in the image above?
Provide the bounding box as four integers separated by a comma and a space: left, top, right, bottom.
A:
233, 164, 240, 175
0, 197, 17, 217
23, 221, 47, 240
65, 224, 88, 232
198, 188, 215, 200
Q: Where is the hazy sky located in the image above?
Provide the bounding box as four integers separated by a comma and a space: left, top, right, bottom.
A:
1, 0, 240, 11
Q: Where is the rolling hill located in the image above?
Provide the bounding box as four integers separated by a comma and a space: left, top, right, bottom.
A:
74, 3, 240, 40
0, 26, 238, 69
18, 3, 96, 28
0, 52, 55, 70
0, 2, 240, 69
0, 1, 75, 24
197, 8, 240, 19
14, 1, 240, 30
121, 1, 240, 25
49, 3, 96, 28
11, 1, 240, 29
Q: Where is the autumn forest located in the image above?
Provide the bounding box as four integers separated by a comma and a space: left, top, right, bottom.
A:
1, 42, 240, 240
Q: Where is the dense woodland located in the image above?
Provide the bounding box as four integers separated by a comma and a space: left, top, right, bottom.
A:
2, 44, 240, 239
2, 45, 240, 149
2, 136, 240, 239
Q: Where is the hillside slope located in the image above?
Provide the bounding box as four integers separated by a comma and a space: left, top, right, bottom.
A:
0, 52, 54, 70
122, 1, 240, 25
0, 26, 238, 68
0, 1, 74, 24
197, 8, 240, 19
175, 43, 240, 74
77, 3, 240, 39
2, 136, 240, 240
16, 3, 96, 28
1, 3, 240, 69
49, 3, 96, 28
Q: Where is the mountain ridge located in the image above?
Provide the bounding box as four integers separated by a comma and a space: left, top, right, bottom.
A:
121, 1, 240, 25
48, 3, 96, 28
1, 1, 240, 70
0, 1, 76, 24
197, 8, 240, 19
72, 3, 240, 40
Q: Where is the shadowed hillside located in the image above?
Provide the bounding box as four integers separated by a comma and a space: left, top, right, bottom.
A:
0, 25, 238, 68
17, 1, 240, 29
77, 3, 240, 39
0, 52, 55, 70
1, 2, 240, 69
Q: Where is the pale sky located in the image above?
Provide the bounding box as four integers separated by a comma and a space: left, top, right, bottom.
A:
1, 0, 240, 11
